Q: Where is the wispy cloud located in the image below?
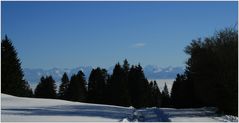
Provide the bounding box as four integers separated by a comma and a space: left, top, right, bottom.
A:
132, 43, 146, 48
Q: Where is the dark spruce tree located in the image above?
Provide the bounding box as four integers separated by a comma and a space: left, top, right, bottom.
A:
65, 71, 87, 102
161, 83, 171, 107
1, 35, 33, 97
184, 27, 238, 115
122, 59, 130, 98
128, 64, 151, 108
151, 81, 162, 107
34, 76, 57, 98
171, 74, 197, 108
171, 74, 183, 108
123, 59, 130, 75
107, 63, 131, 106
87, 67, 108, 104
148, 81, 155, 107
58, 72, 70, 99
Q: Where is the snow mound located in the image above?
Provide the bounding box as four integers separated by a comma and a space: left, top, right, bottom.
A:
128, 106, 135, 109
218, 115, 238, 122
2, 94, 237, 122
121, 118, 130, 122
1, 94, 133, 122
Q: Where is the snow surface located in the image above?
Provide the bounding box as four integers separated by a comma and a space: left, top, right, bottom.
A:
1, 94, 238, 122
161, 108, 238, 122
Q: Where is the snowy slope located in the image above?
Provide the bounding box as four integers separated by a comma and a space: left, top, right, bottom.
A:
162, 108, 238, 122
1, 94, 238, 122
1, 94, 133, 122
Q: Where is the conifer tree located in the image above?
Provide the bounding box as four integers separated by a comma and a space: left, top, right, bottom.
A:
184, 27, 238, 115
58, 72, 70, 99
152, 81, 162, 107
128, 64, 151, 108
161, 83, 171, 107
34, 76, 57, 98
65, 71, 87, 102
123, 59, 130, 74
88, 67, 108, 104
107, 63, 131, 106
1, 35, 33, 97
171, 74, 183, 108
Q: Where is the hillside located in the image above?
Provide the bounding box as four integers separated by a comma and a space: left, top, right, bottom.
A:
1, 94, 237, 122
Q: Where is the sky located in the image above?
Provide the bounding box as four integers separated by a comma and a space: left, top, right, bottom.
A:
1, 1, 238, 69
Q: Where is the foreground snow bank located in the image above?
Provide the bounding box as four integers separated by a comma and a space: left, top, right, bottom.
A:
1, 94, 238, 122
1, 94, 133, 122
161, 107, 238, 122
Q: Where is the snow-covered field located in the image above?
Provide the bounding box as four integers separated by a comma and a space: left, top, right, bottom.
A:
1, 94, 238, 122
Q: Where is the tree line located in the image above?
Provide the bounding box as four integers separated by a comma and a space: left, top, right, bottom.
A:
34, 60, 171, 108
1, 37, 170, 108
171, 27, 238, 116
1, 27, 237, 115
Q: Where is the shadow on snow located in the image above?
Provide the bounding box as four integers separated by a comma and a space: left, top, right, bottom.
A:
2, 104, 134, 121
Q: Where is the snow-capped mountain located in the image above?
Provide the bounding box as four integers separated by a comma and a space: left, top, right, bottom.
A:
23, 65, 184, 89
144, 65, 184, 79
23, 66, 93, 84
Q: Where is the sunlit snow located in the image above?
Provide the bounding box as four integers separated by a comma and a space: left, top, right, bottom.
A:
1, 94, 237, 122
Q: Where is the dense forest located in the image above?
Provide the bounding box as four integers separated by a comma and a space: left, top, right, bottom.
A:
171, 28, 238, 115
1, 27, 238, 116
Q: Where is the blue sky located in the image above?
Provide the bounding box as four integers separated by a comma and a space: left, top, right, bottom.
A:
1, 1, 238, 69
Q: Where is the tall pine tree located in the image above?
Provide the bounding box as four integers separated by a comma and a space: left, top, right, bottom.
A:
152, 81, 162, 107
107, 63, 131, 106
128, 64, 151, 108
65, 71, 87, 102
58, 72, 70, 99
88, 67, 108, 104
34, 76, 57, 98
1, 35, 33, 97
184, 27, 238, 115
161, 83, 171, 107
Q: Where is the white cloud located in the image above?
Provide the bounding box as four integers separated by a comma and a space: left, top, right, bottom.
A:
132, 43, 146, 48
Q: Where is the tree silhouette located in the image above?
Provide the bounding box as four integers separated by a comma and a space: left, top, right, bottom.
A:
1, 35, 33, 97
161, 83, 171, 107
171, 74, 197, 108
58, 72, 70, 99
34, 76, 57, 98
152, 81, 162, 107
107, 63, 131, 106
184, 27, 238, 115
88, 67, 108, 104
65, 71, 87, 102
128, 64, 151, 108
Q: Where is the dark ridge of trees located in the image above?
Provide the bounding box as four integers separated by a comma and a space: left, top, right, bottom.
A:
171, 27, 238, 115
58, 72, 70, 99
149, 81, 162, 107
87, 67, 108, 104
107, 63, 131, 106
171, 74, 198, 108
64, 71, 87, 102
1, 35, 33, 97
84, 59, 164, 108
128, 64, 153, 108
32, 59, 164, 108
161, 83, 171, 107
34, 76, 57, 98
0, 35, 167, 108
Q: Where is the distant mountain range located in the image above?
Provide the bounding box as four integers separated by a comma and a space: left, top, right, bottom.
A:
23, 65, 184, 88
